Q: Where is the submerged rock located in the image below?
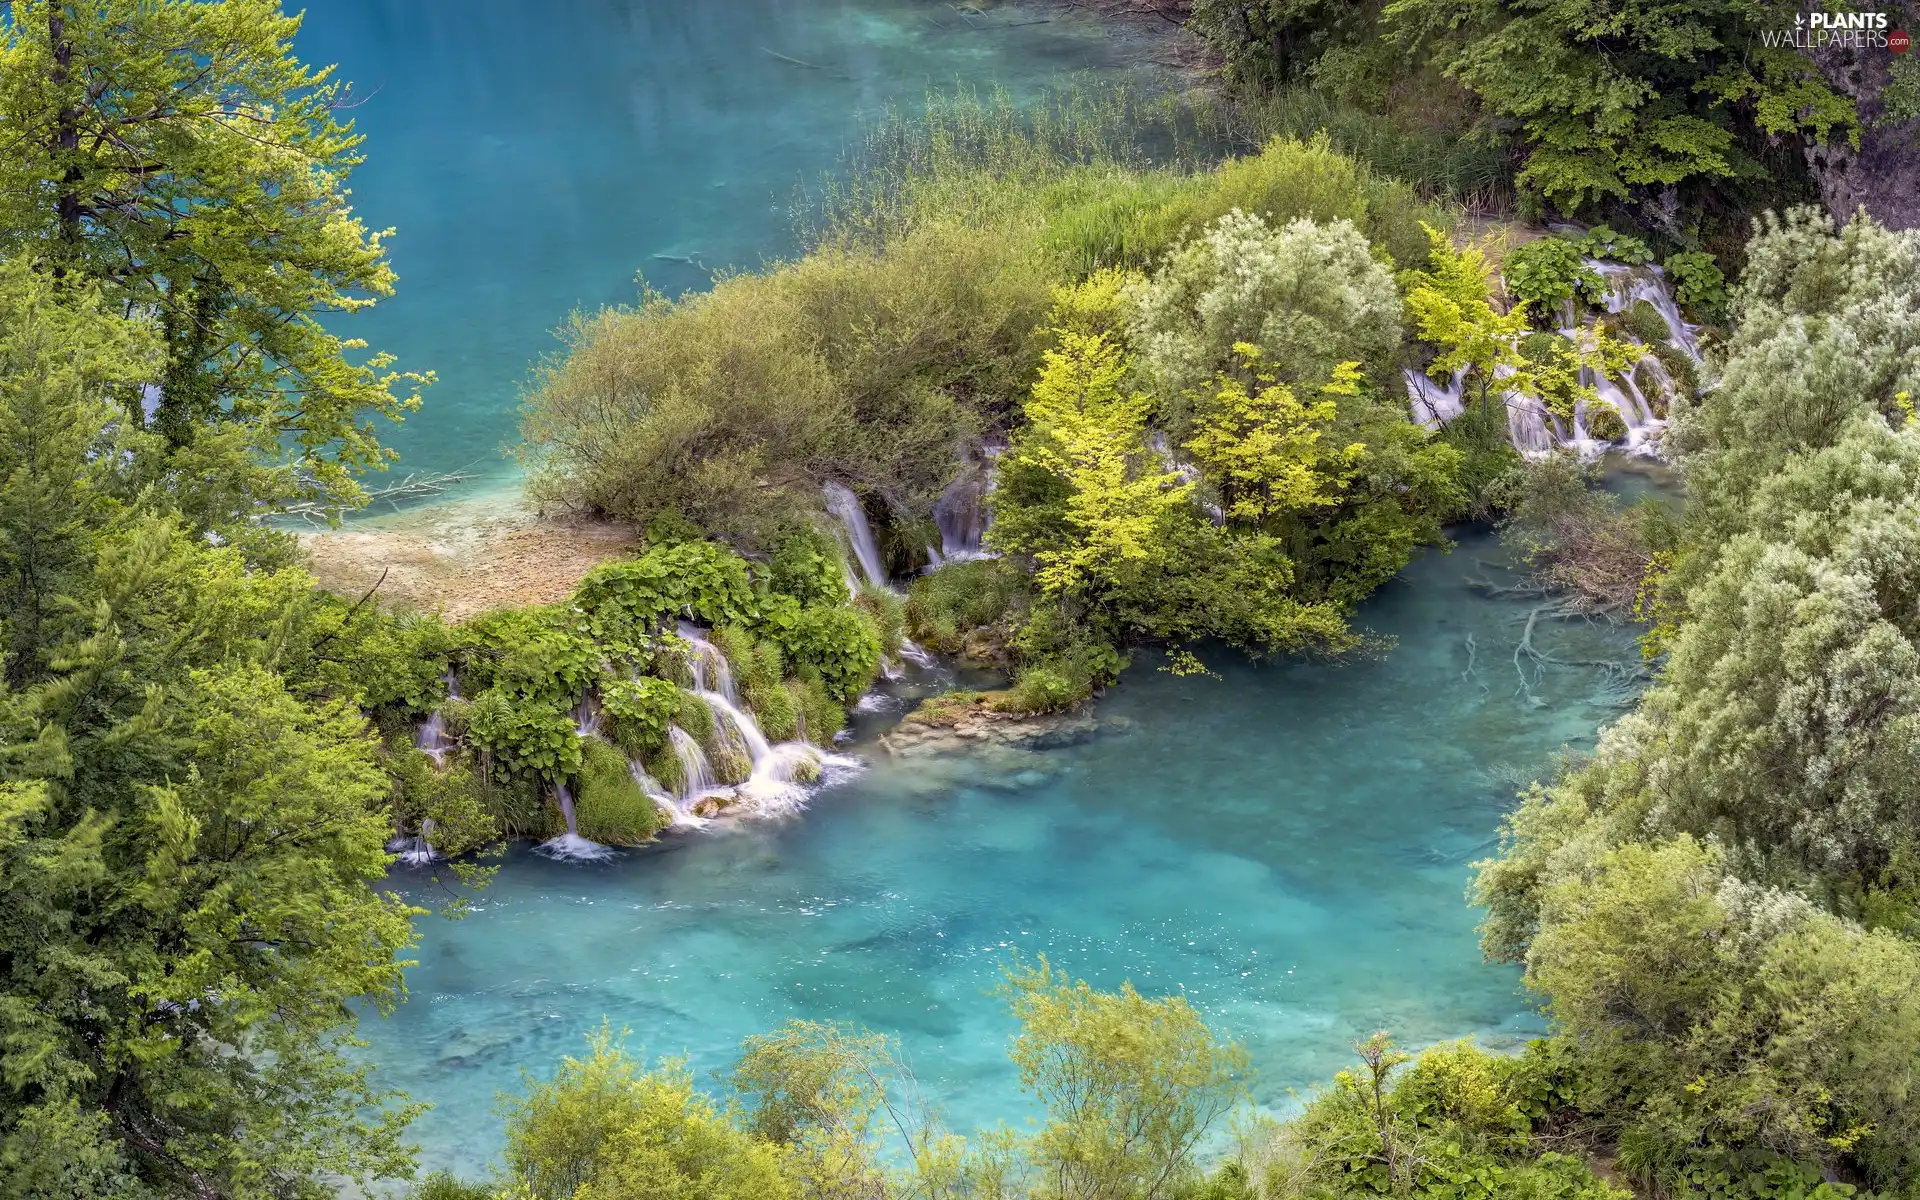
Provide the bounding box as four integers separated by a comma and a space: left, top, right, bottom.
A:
884, 692, 1112, 759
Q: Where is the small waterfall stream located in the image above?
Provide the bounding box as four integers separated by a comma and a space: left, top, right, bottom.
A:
823, 481, 888, 590
393, 671, 461, 862
822, 482, 941, 672
537, 780, 616, 862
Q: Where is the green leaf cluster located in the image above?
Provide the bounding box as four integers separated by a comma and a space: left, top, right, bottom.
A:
1386, 0, 1858, 214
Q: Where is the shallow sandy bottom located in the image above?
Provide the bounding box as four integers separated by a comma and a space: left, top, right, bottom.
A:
299, 487, 634, 620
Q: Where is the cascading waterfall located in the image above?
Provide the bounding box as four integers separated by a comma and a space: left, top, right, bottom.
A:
679, 625, 861, 817
677, 621, 736, 700
1405, 366, 1467, 429
821, 482, 941, 672
823, 481, 888, 591
1405, 259, 1703, 460
1592, 262, 1704, 364
393, 671, 461, 862
414, 670, 459, 766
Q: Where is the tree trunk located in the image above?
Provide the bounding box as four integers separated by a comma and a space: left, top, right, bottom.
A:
49, 6, 85, 269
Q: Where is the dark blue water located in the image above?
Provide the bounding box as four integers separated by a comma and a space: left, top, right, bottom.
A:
366, 529, 1643, 1172
299, 0, 1169, 490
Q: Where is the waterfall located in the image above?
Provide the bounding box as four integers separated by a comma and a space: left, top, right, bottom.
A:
1404, 367, 1467, 428
820, 484, 946, 677
631, 759, 700, 829
676, 622, 737, 701
414, 670, 460, 766
1408, 263, 1701, 459
671, 624, 864, 817
389, 817, 439, 865
538, 779, 615, 861
1591, 261, 1704, 364
932, 462, 994, 562
572, 696, 600, 739
823, 481, 888, 590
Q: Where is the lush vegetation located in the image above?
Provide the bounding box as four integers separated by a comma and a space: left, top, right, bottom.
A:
1471, 210, 1920, 1194
412, 959, 1636, 1200
0, 2, 890, 1190
526, 118, 1492, 711
7, 0, 1920, 1196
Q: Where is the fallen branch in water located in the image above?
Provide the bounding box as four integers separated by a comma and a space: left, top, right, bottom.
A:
1511, 603, 1650, 706
283, 470, 475, 526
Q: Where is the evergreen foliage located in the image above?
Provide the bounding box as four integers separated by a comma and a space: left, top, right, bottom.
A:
0, 0, 429, 516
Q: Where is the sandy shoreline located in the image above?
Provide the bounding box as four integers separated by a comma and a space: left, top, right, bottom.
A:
299, 484, 635, 621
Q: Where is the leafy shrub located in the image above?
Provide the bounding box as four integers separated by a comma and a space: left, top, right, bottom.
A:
465, 691, 581, 782
331, 610, 461, 716
765, 529, 849, 608
408, 1171, 493, 1200
1664, 250, 1728, 322
907, 559, 1026, 654
771, 606, 883, 704
573, 541, 760, 640
598, 675, 679, 758
1575, 225, 1652, 265
462, 607, 600, 707
498, 1027, 795, 1200
1502, 237, 1602, 324
1128, 210, 1403, 431
573, 737, 665, 846
991, 665, 1088, 715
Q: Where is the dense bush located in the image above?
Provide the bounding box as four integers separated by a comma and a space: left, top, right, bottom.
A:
523, 221, 1054, 551
573, 737, 666, 846
907, 559, 1027, 656
1128, 210, 1403, 426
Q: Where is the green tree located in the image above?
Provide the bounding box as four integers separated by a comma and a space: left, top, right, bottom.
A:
1001, 328, 1193, 605
0, 0, 428, 514
1386, 0, 1857, 213
0, 257, 421, 1198
499, 1027, 795, 1200
1183, 346, 1366, 528
1001, 957, 1249, 1200
1128, 210, 1403, 436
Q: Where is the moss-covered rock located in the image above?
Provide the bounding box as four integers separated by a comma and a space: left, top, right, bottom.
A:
1583, 402, 1628, 442
1621, 298, 1671, 345
574, 736, 666, 846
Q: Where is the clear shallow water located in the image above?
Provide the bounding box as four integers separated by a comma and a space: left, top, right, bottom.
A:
298, 1, 1171, 492
366, 528, 1645, 1173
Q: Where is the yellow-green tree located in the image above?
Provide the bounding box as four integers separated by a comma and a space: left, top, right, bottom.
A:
996, 327, 1191, 606
1183, 344, 1367, 528
1403, 225, 1630, 431
1002, 957, 1249, 1200
0, 0, 428, 515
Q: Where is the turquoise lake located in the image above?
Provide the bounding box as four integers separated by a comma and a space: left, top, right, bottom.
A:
307, 0, 1647, 1174
368, 527, 1641, 1172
